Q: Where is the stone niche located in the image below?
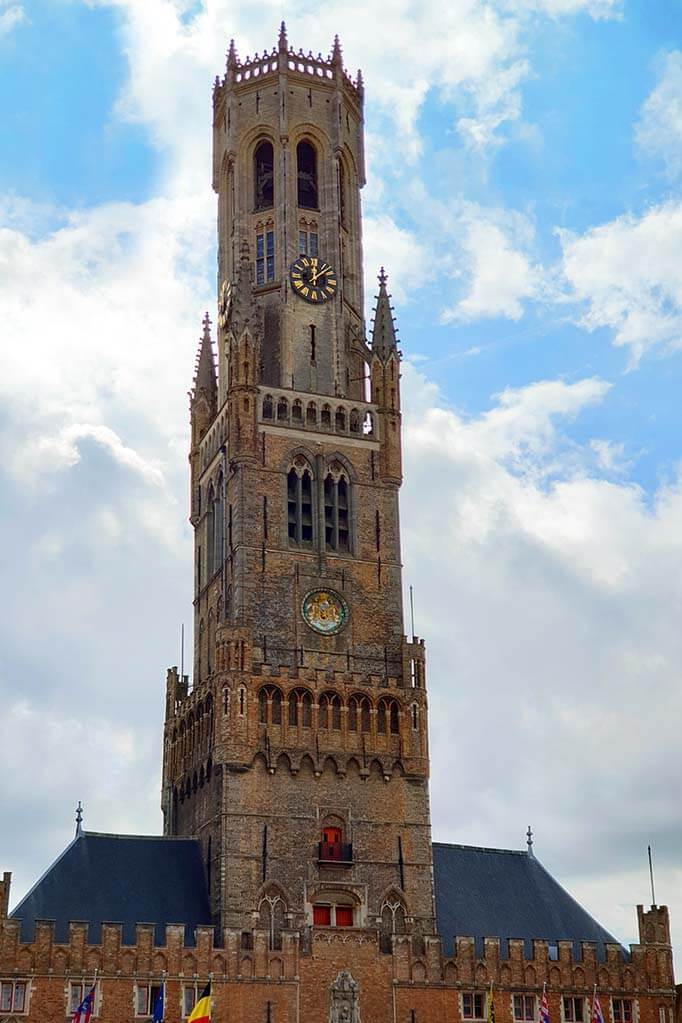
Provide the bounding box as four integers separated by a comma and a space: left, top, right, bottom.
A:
329, 970, 361, 1023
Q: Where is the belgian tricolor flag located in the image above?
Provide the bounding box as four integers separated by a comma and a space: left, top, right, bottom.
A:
188, 982, 211, 1023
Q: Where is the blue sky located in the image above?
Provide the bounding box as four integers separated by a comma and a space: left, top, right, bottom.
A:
1, 0, 682, 965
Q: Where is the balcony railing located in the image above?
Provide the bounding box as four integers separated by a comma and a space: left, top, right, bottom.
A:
318, 841, 353, 864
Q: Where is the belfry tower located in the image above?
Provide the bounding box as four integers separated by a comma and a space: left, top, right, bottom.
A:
162, 25, 434, 951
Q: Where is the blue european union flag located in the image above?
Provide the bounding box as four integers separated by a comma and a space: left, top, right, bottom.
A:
152, 985, 164, 1023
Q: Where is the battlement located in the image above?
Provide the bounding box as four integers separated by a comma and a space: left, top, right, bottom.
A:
213, 28, 363, 108
1, 918, 674, 994
258, 387, 379, 446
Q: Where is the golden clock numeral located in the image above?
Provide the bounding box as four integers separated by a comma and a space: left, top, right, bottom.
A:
301, 286, 309, 297
294, 279, 303, 289
325, 286, 334, 294
291, 272, 301, 280
311, 290, 318, 301
328, 279, 337, 286
302, 258, 309, 267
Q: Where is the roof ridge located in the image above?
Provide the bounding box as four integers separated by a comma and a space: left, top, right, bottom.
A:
82, 832, 201, 842
432, 842, 529, 856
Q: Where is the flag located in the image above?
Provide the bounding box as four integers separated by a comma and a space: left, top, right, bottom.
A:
152, 983, 164, 1023
539, 985, 550, 1023
486, 983, 495, 1023
188, 981, 211, 1023
592, 992, 605, 1023
72, 982, 97, 1023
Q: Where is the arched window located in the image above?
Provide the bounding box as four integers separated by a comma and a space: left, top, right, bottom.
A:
380, 899, 406, 953
207, 483, 215, 575
324, 465, 350, 552
259, 686, 282, 726
321, 404, 332, 428
292, 399, 303, 423
306, 402, 317, 425
254, 140, 274, 211
390, 701, 399, 735
277, 397, 289, 421
207, 610, 214, 675
338, 161, 347, 226
262, 395, 274, 420
287, 461, 314, 547
319, 693, 341, 730
335, 406, 346, 431
297, 141, 318, 209
258, 893, 286, 950
349, 695, 370, 733
198, 619, 204, 682
377, 702, 387, 734
288, 688, 312, 727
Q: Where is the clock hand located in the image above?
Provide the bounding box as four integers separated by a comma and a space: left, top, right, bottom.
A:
310, 264, 328, 285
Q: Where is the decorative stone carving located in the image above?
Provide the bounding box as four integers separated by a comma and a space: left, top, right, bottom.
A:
329, 970, 361, 1023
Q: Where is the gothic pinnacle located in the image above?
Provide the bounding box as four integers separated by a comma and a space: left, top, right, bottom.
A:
372, 267, 399, 360
278, 20, 288, 52
227, 38, 237, 72
331, 33, 343, 67
192, 311, 217, 402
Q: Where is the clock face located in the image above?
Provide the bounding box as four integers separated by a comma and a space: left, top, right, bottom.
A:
289, 256, 337, 304
218, 280, 231, 328
301, 588, 349, 635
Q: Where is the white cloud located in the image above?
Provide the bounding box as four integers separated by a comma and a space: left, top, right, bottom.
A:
443, 208, 540, 321
400, 363, 682, 954
0, 3, 26, 37
558, 201, 682, 364
501, 0, 621, 17
635, 51, 682, 179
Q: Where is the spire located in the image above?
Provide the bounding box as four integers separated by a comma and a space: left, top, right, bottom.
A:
278, 21, 288, 52
75, 801, 83, 838
193, 312, 217, 401
331, 33, 343, 68
229, 239, 259, 338
526, 825, 534, 856
371, 267, 399, 360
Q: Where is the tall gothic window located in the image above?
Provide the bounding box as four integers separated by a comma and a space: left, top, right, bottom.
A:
254, 140, 274, 210
214, 473, 224, 572
297, 141, 318, 209
207, 483, 215, 575
324, 467, 350, 552
256, 229, 275, 285
338, 161, 347, 226
287, 461, 314, 547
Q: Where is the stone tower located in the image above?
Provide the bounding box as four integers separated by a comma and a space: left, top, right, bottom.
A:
161, 25, 434, 952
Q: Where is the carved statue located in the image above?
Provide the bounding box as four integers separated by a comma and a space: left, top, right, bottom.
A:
329, 970, 361, 1023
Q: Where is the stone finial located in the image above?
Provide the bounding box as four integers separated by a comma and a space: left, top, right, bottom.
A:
227, 38, 237, 72
331, 34, 343, 68
278, 21, 288, 52
527, 825, 534, 855
75, 801, 84, 837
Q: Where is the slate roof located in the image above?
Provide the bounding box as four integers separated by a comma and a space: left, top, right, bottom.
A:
11, 833, 620, 957
10, 832, 212, 945
433, 842, 620, 957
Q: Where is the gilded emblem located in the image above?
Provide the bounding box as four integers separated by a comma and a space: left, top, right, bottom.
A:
301, 588, 349, 636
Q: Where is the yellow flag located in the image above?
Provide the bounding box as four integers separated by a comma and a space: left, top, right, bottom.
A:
188, 982, 211, 1023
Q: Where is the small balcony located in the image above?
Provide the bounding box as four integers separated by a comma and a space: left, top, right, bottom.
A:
318, 840, 353, 865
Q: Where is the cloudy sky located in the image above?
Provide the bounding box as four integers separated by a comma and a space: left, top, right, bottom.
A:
1, 0, 681, 968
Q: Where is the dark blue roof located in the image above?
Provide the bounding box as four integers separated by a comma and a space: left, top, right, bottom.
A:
10, 832, 212, 945
433, 843, 620, 957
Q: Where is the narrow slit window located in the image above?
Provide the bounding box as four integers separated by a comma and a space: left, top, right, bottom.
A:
288, 466, 314, 547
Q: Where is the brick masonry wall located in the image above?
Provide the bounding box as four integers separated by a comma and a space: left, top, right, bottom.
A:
0, 913, 676, 1022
